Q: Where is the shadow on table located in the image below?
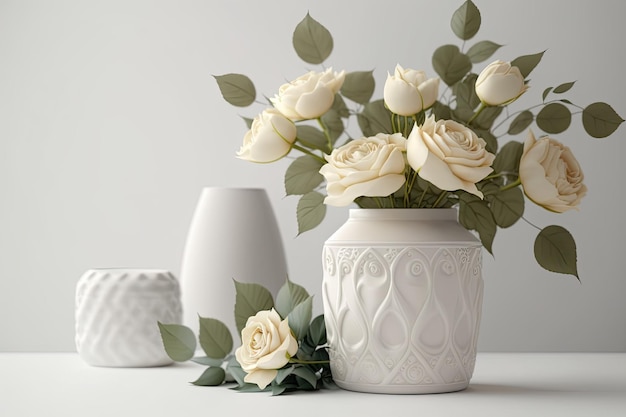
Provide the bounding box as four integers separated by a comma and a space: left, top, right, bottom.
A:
466, 383, 623, 395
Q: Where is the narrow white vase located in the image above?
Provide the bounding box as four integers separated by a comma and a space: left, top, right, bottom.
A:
179, 187, 288, 338
75, 268, 182, 367
322, 208, 483, 394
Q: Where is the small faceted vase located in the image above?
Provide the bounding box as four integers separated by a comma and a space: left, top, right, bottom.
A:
75, 268, 182, 367
322, 208, 483, 394
179, 187, 288, 337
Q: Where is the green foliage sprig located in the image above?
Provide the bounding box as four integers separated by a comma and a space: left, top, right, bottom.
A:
158, 279, 335, 396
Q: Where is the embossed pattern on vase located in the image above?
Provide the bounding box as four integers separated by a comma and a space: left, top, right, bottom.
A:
322, 245, 483, 393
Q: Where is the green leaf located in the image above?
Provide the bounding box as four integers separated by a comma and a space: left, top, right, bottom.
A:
452, 73, 480, 122
276, 366, 296, 384
357, 99, 393, 136
507, 110, 534, 135
466, 40, 501, 63
157, 322, 196, 362
191, 366, 226, 386
451, 0, 481, 41
198, 317, 233, 360
234, 280, 274, 333
553, 81, 576, 94
306, 315, 327, 347
285, 156, 324, 196
292, 366, 318, 389
432, 44, 472, 86
341, 70, 375, 104
510, 51, 545, 79
493, 140, 523, 174
242, 116, 254, 129
213, 73, 256, 107
431, 100, 452, 120
534, 225, 579, 279
458, 193, 496, 254
191, 356, 224, 367
296, 125, 329, 152
489, 187, 524, 228
473, 105, 503, 131
287, 296, 313, 341
582, 102, 625, 138
275, 279, 311, 319
292, 13, 333, 65
226, 356, 246, 387
542, 87, 553, 102
321, 109, 344, 143
332, 93, 350, 118
536, 102, 571, 134
297, 191, 326, 235
473, 129, 498, 154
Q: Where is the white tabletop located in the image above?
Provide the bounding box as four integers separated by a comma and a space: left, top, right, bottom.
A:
1, 353, 625, 417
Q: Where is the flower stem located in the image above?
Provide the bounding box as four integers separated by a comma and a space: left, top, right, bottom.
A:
433, 190, 449, 207
317, 117, 332, 151
292, 143, 327, 164
500, 178, 522, 192
467, 102, 487, 125
288, 358, 330, 365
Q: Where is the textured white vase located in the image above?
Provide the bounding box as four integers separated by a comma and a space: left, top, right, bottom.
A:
322, 208, 483, 394
179, 187, 288, 338
75, 268, 182, 367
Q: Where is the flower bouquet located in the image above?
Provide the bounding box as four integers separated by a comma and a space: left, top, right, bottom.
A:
215, 0, 623, 280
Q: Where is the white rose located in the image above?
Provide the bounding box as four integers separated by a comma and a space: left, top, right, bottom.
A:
406, 115, 495, 198
237, 108, 297, 163
475, 60, 528, 106
383, 64, 440, 116
320, 133, 407, 207
270, 68, 345, 120
234, 308, 298, 390
519, 130, 587, 213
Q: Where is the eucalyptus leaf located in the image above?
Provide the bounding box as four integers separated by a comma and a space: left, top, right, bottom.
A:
357, 99, 393, 136
227, 356, 246, 386
510, 51, 545, 78
287, 296, 314, 341
536, 102, 571, 134
332, 93, 350, 118
432, 44, 472, 86
473, 105, 503, 131
191, 366, 226, 386
292, 13, 333, 65
582, 102, 625, 138
507, 110, 534, 135
493, 140, 523, 174
431, 100, 452, 120
296, 125, 329, 152
458, 194, 496, 254
242, 116, 254, 129
306, 315, 327, 347
213, 73, 256, 107
489, 187, 524, 228
553, 81, 576, 94
198, 316, 233, 360
275, 366, 296, 384
474, 129, 497, 154
292, 366, 319, 389
276, 279, 311, 319
542, 87, 553, 102
321, 109, 344, 143
466, 40, 501, 63
297, 191, 326, 235
451, 0, 481, 41
157, 322, 196, 362
341, 71, 376, 104
534, 225, 579, 279
191, 356, 225, 367
285, 156, 324, 196
234, 280, 274, 333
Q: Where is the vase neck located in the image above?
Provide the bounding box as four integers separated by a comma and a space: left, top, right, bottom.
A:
348, 208, 458, 222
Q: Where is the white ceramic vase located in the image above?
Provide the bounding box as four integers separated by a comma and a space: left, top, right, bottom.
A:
322, 208, 484, 394
179, 187, 288, 339
75, 268, 182, 367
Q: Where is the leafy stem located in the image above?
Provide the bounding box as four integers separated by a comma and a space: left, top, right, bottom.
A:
288, 358, 330, 365
292, 143, 326, 164
500, 178, 522, 192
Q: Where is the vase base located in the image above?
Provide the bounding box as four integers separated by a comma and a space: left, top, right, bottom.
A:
334, 380, 469, 395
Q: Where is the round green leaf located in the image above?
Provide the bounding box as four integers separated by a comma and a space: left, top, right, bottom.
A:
297, 191, 326, 235
341, 71, 375, 104
534, 225, 579, 279
507, 110, 534, 135
285, 156, 324, 196
490, 187, 524, 228
191, 366, 226, 386
536, 102, 571, 134
582, 102, 625, 138
451, 0, 481, 41
157, 322, 197, 362
198, 317, 233, 360
213, 73, 256, 107
296, 125, 328, 152
292, 13, 333, 64
432, 44, 472, 86
357, 99, 393, 137
493, 140, 523, 174
467, 40, 501, 63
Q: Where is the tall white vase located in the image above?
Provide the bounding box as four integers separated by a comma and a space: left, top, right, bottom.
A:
180, 187, 288, 339
322, 208, 483, 394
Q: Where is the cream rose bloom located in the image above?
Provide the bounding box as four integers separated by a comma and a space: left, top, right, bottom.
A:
234, 308, 298, 390
270, 68, 345, 120
383, 64, 440, 116
475, 60, 528, 106
407, 116, 495, 198
519, 130, 587, 213
237, 108, 297, 163
320, 133, 407, 207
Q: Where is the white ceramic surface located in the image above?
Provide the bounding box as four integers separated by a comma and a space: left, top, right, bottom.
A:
75, 268, 182, 367
322, 208, 484, 394
179, 187, 288, 339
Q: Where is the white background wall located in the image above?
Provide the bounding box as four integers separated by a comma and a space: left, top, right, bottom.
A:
1, 0, 625, 352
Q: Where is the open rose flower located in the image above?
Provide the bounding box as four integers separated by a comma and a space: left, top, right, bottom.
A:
475, 60, 528, 106
237, 108, 297, 163
234, 308, 298, 390
383, 64, 440, 116
519, 130, 587, 212
270, 68, 345, 120
407, 116, 495, 198
320, 133, 407, 207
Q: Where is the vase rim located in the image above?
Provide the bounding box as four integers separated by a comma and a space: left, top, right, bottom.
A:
348, 207, 458, 221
